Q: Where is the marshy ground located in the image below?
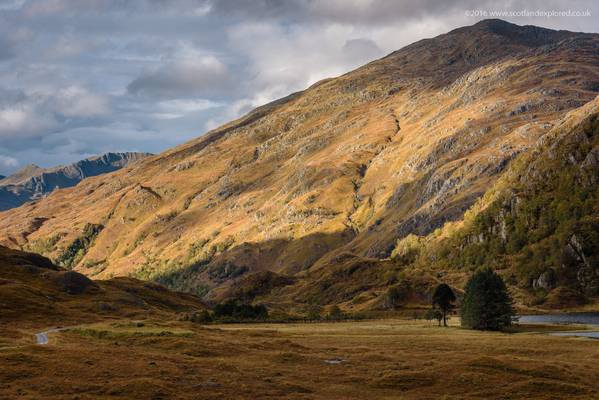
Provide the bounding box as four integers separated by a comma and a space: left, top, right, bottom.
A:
1, 318, 598, 399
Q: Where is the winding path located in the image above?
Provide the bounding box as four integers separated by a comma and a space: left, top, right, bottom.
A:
34, 328, 67, 345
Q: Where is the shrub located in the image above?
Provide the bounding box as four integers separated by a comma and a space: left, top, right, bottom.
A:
306, 304, 323, 320
212, 300, 268, 320
384, 285, 408, 310
191, 310, 213, 324
326, 305, 345, 320
425, 308, 443, 326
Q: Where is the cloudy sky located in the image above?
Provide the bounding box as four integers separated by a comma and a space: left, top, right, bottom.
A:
0, 0, 597, 175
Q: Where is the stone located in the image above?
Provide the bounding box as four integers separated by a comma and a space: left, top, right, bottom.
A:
532, 269, 556, 291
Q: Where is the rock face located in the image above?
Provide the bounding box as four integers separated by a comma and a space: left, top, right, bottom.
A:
0, 20, 598, 309
0, 152, 151, 211
533, 269, 556, 291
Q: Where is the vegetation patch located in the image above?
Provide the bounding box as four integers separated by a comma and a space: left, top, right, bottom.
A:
56, 223, 104, 268
23, 234, 63, 256
67, 322, 194, 340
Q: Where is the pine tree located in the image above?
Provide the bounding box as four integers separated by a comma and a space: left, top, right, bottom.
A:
461, 269, 515, 330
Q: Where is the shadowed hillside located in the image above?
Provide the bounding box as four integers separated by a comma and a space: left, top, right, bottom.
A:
0, 245, 204, 328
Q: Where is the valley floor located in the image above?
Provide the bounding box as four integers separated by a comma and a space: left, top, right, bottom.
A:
1, 319, 598, 399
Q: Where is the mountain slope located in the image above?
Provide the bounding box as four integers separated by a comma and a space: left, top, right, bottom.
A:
268, 96, 599, 311
0, 20, 598, 310
0, 152, 150, 211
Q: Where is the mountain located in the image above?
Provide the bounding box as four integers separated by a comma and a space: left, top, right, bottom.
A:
0, 20, 598, 311
0, 164, 44, 186
0, 152, 151, 211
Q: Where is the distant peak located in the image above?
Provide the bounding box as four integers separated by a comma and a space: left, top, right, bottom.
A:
473, 18, 517, 29
89, 151, 153, 159
449, 18, 577, 47
22, 163, 41, 169
15, 164, 42, 174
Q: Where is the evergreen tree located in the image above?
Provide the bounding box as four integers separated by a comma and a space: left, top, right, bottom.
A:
432, 283, 456, 327
461, 269, 515, 330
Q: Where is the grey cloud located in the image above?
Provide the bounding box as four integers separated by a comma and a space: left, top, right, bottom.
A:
127, 57, 236, 99
0, 38, 15, 61
342, 38, 383, 64
20, 0, 210, 16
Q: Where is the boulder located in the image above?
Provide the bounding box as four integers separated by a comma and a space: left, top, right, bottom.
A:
532, 269, 556, 291
582, 146, 599, 169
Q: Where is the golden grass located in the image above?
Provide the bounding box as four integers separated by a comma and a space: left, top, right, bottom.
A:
1, 318, 598, 399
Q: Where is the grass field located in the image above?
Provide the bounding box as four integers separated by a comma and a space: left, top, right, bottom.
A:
1, 318, 598, 399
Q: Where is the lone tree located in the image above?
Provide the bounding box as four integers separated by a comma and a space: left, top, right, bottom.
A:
432, 283, 456, 327
461, 268, 515, 331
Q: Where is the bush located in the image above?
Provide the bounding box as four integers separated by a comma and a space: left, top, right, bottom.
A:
383, 285, 407, 310
306, 304, 323, 320
461, 269, 515, 331
326, 305, 345, 320
191, 310, 213, 324
180, 310, 213, 324
425, 308, 443, 326
213, 300, 268, 320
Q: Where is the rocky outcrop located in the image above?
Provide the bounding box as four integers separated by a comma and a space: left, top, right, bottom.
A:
0, 152, 150, 211
532, 269, 556, 291
566, 233, 599, 296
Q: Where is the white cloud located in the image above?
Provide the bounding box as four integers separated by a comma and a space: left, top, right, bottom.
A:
151, 98, 220, 119
0, 102, 58, 138
52, 86, 111, 118
0, 154, 18, 168
0, 85, 110, 143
